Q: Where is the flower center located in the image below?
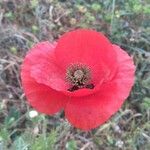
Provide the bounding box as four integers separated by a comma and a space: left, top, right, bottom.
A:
74, 70, 84, 80
66, 63, 94, 91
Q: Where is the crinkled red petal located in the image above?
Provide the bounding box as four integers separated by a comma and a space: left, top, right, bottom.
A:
65, 45, 135, 130
26, 41, 68, 91
21, 42, 67, 114
55, 29, 118, 86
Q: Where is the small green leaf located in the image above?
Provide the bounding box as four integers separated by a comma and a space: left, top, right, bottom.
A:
12, 136, 29, 150
4, 12, 14, 20
0, 128, 9, 141
30, 130, 57, 150
91, 3, 102, 12
4, 107, 20, 127
30, 0, 38, 8
142, 77, 150, 89
10, 47, 17, 54
141, 97, 150, 110
66, 140, 77, 150
32, 25, 39, 33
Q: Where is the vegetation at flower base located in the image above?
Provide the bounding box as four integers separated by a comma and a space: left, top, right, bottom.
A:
0, 0, 149, 149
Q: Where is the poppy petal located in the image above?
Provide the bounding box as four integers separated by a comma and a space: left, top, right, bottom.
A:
21, 42, 67, 114
25, 41, 69, 92
55, 29, 118, 85
65, 45, 135, 130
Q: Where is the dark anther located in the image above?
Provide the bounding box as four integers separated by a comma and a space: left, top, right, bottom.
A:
68, 86, 79, 92
85, 84, 94, 89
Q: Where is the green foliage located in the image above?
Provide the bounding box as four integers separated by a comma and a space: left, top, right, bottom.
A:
85, 12, 96, 23
0, 128, 10, 149
30, 0, 39, 8
8, 129, 57, 150
32, 25, 39, 33
143, 5, 150, 14
4, 107, 20, 128
66, 140, 77, 150
141, 97, 150, 110
30, 130, 57, 150
142, 77, 150, 89
0, 128, 10, 142
4, 12, 15, 20
10, 47, 17, 54
12, 136, 29, 150
91, 3, 102, 12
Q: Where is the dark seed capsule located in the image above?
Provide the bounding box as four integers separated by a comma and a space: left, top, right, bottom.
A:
68, 85, 79, 92
85, 84, 94, 89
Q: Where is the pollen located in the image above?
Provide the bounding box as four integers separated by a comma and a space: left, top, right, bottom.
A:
66, 63, 92, 90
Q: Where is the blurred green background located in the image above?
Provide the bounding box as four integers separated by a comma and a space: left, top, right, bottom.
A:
0, 0, 150, 149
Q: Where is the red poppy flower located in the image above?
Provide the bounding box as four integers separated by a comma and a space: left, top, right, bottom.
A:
21, 29, 135, 130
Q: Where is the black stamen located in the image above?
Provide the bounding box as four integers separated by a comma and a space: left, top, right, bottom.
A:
85, 84, 94, 89
68, 86, 79, 92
